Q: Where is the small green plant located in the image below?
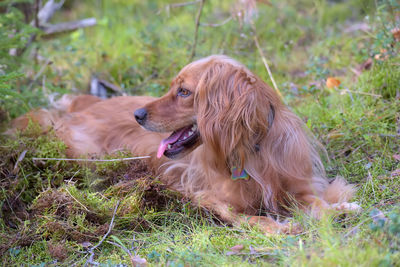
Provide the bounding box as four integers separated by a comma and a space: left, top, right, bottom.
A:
0, 2, 37, 118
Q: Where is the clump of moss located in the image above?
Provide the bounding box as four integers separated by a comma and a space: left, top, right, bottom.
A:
0, 123, 198, 262
28, 176, 194, 244
31, 187, 110, 242
0, 122, 92, 228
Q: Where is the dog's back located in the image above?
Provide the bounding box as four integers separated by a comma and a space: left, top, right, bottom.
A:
8, 95, 169, 169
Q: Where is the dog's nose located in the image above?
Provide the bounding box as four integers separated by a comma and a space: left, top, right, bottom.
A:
134, 108, 148, 125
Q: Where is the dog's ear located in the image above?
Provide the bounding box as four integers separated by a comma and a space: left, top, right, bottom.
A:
194, 62, 276, 172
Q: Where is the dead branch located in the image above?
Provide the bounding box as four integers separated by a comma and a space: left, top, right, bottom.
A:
35, 0, 65, 25
190, 0, 205, 61
90, 77, 107, 99
97, 79, 126, 95
90, 77, 125, 98
21, 0, 92, 55
42, 18, 97, 35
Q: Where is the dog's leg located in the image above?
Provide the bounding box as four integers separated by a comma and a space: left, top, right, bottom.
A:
298, 194, 361, 219
243, 216, 301, 235
197, 196, 300, 235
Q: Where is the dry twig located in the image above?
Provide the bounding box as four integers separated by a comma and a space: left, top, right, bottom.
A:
157, 0, 201, 15
190, 0, 205, 61
32, 156, 150, 162
64, 187, 90, 212
27, 58, 52, 91
106, 241, 148, 266
34, 0, 66, 26
338, 88, 382, 98
85, 201, 120, 267
201, 16, 232, 27
251, 26, 282, 99
13, 150, 28, 174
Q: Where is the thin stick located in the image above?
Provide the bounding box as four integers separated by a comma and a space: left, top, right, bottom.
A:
252, 32, 282, 99
190, 0, 205, 61
170, 0, 201, 8
27, 58, 52, 91
339, 88, 382, 98
201, 16, 232, 27
32, 156, 150, 162
106, 241, 135, 266
85, 201, 120, 267
34, 0, 40, 28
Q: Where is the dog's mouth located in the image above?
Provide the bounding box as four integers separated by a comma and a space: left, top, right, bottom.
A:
157, 124, 200, 159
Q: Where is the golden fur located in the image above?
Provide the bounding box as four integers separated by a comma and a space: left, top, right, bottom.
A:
10, 55, 359, 233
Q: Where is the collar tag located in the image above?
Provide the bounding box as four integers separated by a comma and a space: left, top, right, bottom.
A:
231, 166, 249, 180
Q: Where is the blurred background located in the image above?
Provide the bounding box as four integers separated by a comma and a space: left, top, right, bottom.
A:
1, 0, 398, 118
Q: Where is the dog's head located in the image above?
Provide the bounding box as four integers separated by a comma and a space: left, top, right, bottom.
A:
134, 55, 280, 164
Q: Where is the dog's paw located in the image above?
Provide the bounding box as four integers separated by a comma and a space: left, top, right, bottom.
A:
331, 202, 362, 213
246, 216, 302, 235
281, 221, 302, 235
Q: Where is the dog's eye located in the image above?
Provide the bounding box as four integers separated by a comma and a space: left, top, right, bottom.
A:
177, 88, 192, 97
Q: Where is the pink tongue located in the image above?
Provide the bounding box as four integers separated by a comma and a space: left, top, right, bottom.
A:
157, 127, 188, 158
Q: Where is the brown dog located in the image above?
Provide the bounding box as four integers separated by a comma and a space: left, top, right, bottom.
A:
10, 55, 359, 233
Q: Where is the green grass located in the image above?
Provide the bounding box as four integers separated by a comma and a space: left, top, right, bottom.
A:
1, 0, 400, 265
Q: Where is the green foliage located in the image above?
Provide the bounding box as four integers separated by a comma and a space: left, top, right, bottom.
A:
0, 3, 37, 117
358, 58, 400, 98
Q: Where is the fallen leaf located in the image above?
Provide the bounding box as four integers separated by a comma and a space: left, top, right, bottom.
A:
391, 169, 400, 177
392, 27, 400, 42
12, 150, 28, 175
226, 244, 244, 255
344, 22, 370, 33
81, 241, 92, 248
230, 244, 244, 252
132, 255, 148, 267
374, 49, 389, 61
370, 208, 387, 224
358, 58, 373, 72
351, 58, 374, 81
393, 154, 400, 161
326, 77, 341, 88
327, 131, 344, 140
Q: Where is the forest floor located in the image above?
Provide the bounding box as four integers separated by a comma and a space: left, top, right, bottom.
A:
0, 0, 399, 266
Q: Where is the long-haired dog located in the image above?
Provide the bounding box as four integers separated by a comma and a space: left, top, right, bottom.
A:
10, 55, 359, 233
